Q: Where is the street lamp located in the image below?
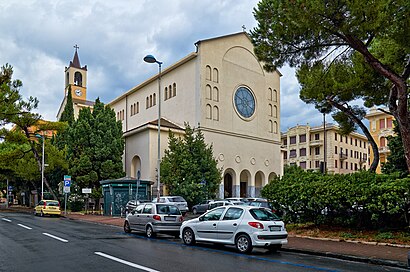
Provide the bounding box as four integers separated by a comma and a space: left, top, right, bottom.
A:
35, 133, 45, 200
144, 54, 162, 201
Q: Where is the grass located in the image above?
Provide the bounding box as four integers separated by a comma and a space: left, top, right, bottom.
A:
286, 223, 410, 245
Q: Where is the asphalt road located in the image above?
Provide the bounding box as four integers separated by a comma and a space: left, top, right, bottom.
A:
0, 212, 406, 272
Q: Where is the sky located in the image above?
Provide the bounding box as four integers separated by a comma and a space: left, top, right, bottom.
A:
0, 0, 328, 132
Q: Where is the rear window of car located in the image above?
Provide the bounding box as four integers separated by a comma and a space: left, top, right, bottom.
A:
169, 196, 185, 202
249, 208, 280, 221
46, 201, 59, 207
156, 204, 181, 215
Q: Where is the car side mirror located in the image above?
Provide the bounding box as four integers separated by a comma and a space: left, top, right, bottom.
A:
199, 216, 204, 222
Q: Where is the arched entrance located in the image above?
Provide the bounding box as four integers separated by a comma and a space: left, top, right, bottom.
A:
239, 170, 251, 197
255, 171, 265, 197
130, 155, 141, 178
224, 173, 233, 198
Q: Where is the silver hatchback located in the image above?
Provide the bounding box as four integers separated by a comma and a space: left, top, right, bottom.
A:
124, 203, 184, 238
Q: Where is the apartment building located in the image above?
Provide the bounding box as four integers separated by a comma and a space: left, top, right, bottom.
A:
282, 124, 369, 174
365, 108, 395, 173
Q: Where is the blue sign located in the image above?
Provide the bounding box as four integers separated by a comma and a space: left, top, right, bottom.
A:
64, 180, 71, 187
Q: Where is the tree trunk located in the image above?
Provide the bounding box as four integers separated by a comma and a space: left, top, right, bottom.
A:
327, 99, 379, 172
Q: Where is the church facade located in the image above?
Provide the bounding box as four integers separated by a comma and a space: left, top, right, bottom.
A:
109, 32, 283, 198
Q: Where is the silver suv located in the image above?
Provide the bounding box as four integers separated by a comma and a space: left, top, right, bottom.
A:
124, 203, 184, 238
152, 196, 189, 214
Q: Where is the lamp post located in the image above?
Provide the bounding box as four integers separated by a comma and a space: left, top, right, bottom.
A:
35, 133, 45, 200
144, 54, 162, 201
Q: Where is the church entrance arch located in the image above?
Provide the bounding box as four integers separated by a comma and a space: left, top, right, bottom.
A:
255, 171, 265, 197
223, 169, 236, 198
239, 170, 251, 197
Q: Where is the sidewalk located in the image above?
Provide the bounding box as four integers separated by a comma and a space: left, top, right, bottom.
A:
1, 206, 408, 269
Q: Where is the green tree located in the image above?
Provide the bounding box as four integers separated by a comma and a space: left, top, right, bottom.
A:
161, 124, 222, 207
66, 98, 124, 202
382, 121, 408, 176
251, 0, 410, 171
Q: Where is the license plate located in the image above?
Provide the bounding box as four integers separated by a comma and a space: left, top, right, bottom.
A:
48, 207, 56, 209
164, 216, 176, 221
269, 226, 281, 231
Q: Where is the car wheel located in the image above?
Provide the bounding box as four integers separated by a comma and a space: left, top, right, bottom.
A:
124, 221, 131, 233
236, 234, 252, 254
182, 228, 196, 246
267, 244, 282, 252
146, 225, 156, 238
192, 208, 197, 215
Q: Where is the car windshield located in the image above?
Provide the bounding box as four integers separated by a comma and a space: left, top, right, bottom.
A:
249, 208, 280, 221
169, 197, 185, 202
156, 204, 181, 215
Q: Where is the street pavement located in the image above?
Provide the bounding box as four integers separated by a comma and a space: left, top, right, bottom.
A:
2, 205, 409, 269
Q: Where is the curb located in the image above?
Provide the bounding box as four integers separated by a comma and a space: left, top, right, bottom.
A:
281, 247, 408, 269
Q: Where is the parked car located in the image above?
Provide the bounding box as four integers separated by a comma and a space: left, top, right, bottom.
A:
152, 196, 189, 214
225, 197, 247, 202
124, 199, 150, 215
207, 200, 231, 210
192, 200, 214, 215
34, 200, 61, 217
180, 205, 287, 253
247, 200, 275, 212
124, 203, 184, 238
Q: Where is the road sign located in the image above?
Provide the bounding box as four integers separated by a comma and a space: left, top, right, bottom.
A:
64, 180, 71, 187
82, 188, 92, 194
63, 186, 70, 193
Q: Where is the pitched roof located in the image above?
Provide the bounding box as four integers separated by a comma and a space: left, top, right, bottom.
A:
69, 49, 87, 71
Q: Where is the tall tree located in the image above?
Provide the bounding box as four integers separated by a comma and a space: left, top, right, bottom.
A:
54, 86, 74, 150
251, 0, 410, 171
66, 98, 124, 201
382, 121, 408, 176
161, 124, 222, 207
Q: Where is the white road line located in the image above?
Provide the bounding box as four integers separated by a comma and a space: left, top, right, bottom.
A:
1, 218, 11, 222
17, 224, 32, 230
95, 252, 160, 272
42, 233, 68, 243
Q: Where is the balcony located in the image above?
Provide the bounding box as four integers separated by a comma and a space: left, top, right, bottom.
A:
339, 153, 348, 160
309, 140, 323, 146
379, 146, 390, 154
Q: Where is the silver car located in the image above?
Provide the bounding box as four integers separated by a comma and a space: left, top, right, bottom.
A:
124, 203, 183, 238
180, 205, 287, 253
152, 196, 189, 214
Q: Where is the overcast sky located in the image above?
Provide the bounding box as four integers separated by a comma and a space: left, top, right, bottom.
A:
0, 0, 326, 132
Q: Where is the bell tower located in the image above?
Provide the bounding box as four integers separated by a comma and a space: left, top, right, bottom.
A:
65, 44, 87, 100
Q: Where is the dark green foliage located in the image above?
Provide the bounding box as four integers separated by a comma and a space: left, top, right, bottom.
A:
161, 124, 222, 208
66, 98, 124, 199
262, 166, 410, 229
59, 87, 74, 125
382, 121, 408, 177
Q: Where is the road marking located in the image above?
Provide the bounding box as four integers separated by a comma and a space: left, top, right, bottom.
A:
42, 233, 68, 243
1, 218, 11, 222
17, 224, 32, 230
95, 252, 160, 272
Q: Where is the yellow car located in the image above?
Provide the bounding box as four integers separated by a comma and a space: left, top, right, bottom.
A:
34, 200, 61, 217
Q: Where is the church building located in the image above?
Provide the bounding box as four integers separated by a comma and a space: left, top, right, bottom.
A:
109, 32, 283, 199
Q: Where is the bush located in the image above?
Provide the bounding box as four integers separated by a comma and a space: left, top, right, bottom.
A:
262, 166, 410, 229
68, 200, 84, 212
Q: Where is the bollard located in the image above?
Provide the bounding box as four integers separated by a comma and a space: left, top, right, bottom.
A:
408, 251, 410, 268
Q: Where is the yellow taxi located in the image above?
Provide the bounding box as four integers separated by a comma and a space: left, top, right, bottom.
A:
34, 200, 61, 217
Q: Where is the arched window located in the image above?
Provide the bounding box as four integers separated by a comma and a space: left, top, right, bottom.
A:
274, 121, 278, 134
269, 120, 273, 133
74, 72, 82, 86
213, 87, 219, 102
131, 104, 134, 116
213, 68, 219, 83
273, 105, 278, 118
206, 85, 212, 100
146, 97, 149, 109
169, 85, 172, 98
268, 88, 272, 101
380, 137, 386, 147
206, 65, 211, 81
213, 106, 219, 121
206, 104, 212, 119
136, 102, 139, 113
65, 72, 69, 87
165, 87, 168, 100
268, 104, 273, 116
173, 83, 177, 97
273, 89, 278, 102
153, 93, 156, 106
